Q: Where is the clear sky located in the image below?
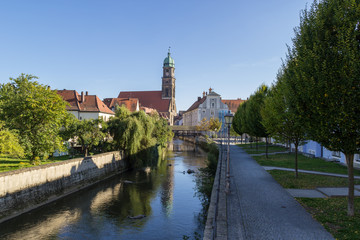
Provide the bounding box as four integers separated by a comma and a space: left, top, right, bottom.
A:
0, 0, 310, 111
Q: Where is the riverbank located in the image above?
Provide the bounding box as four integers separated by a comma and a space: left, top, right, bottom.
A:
0, 139, 207, 239
0, 151, 128, 224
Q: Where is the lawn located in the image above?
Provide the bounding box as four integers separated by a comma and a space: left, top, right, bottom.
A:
239, 143, 288, 154
297, 198, 360, 240
268, 170, 360, 189
0, 154, 81, 173
252, 152, 360, 176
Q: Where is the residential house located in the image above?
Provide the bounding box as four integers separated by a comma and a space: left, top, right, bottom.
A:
57, 90, 114, 121
103, 97, 140, 112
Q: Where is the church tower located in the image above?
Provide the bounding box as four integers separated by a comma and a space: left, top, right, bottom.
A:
162, 48, 177, 124
162, 49, 175, 99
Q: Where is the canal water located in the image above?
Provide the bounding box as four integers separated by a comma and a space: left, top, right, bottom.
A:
0, 139, 207, 240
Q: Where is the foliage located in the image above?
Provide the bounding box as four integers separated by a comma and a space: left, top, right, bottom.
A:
0, 74, 68, 163
245, 84, 268, 138
71, 118, 106, 157
208, 118, 221, 132
261, 67, 306, 176
196, 118, 210, 131
232, 103, 244, 136
0, 121, 24, 157
286, 0, 360, 215
107, 106, 173, 165
195, 141, 219, 205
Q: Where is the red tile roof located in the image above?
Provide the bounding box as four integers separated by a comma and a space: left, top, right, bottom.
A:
118, 91, 170, 113
103, 98, 139, 112
57, 90, 114, 115
186, 96, 206, 113
222, 99, 246, 113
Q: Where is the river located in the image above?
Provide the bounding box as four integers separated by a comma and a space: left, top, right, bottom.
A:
0, 139, 207, 240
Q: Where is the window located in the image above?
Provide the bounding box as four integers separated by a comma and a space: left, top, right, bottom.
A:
332, 151, 341, 158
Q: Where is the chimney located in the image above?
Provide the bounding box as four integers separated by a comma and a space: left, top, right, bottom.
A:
198, 97, 201, 101
81, 91, 85, 102
203, 91, 205, 97
86, 91, 88, 96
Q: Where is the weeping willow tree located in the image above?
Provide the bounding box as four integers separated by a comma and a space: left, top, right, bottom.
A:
108, 106, 173, 166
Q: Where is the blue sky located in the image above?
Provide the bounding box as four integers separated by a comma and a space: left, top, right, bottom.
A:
0, 0, 310, 111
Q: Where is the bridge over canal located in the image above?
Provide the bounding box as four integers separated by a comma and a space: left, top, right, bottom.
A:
170, 125, 204, 137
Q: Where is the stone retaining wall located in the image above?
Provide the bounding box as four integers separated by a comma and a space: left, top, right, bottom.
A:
0, 151, 128, 222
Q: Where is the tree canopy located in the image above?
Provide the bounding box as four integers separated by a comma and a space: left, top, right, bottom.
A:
0, 74, 68, 162
284, 0, 360, 215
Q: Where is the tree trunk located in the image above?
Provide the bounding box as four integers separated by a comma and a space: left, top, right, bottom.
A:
256, 137, 258, 151
294, 142, 299, 178
85, 147, 88, 157
265, 137, 268, 159
345, 153, 355, 216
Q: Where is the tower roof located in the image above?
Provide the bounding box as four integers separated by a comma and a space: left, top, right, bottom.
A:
163, 48, 175, 67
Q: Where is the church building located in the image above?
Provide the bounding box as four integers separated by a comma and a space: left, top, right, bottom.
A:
117, 50, 177, 125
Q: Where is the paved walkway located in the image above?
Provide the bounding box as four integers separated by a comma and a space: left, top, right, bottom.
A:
227, 145, 334, 240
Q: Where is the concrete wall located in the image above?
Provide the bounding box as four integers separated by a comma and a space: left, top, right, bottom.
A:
0, 151, 127, 222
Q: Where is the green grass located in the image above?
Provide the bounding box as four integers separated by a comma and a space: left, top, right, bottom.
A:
268, 170, 360, 189
239, 143, 288, 154
0, 154, 82, 173
297, 198, 360, 240
252, 152, 360, 176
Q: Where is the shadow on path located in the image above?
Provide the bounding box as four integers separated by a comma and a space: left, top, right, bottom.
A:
227, 145, 334, 240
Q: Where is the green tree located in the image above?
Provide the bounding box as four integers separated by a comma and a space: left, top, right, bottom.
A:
73, 118, 106, 157
246, 84, 269, 154
209, 118, 222, 133
0, 74, 68, 163
289, 0, 360, 215
151, 113, 173, 148
261, 67, 306, 177
196, 118, 210, 131
108, 106, 173, 165
233, 103, 246, 143
0, 121, 24, 157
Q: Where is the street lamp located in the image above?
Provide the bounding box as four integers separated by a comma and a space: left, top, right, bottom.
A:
224, 111, 233, 194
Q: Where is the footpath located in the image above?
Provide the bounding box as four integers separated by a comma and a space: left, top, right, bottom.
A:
225, 145, 334, 240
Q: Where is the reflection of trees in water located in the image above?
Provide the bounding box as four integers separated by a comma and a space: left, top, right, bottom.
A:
95, 159, 170, 229
160, 163, 174, 216
0, 210, 81, 240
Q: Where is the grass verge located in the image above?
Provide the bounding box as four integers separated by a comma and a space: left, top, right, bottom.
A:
268, 170, 360, 189
0, 154, 82, 173
239, 143, 288, 154
252, 152, 360, 176
297, 198, 360, 240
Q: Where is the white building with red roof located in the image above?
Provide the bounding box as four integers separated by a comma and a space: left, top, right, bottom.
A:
183, 88, 229, 128
57, 90, 115, 121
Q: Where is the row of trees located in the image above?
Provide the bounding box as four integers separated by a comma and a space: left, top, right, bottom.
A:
0, 74, 173, 166
233, 0, 360, 216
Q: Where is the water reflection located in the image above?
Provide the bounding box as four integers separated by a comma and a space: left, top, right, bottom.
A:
0, 139, 206, 240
